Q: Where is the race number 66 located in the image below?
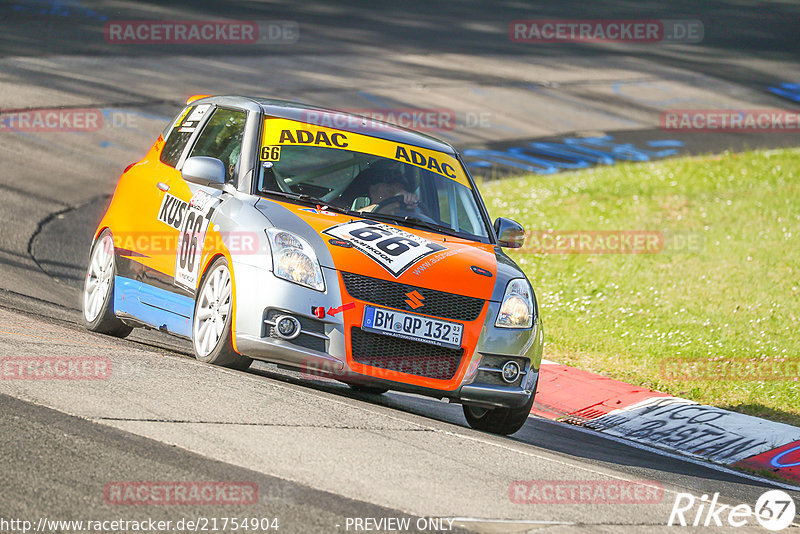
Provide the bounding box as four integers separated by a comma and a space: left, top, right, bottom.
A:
347, 225, 438, 257
261, 145, 281, 161
179, 211, 204, 273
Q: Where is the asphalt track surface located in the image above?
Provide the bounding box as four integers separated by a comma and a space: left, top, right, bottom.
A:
1, 1, 799, 532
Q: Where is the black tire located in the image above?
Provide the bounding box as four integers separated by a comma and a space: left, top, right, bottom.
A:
82, 230, 133, 338
192, 256, 252, 371
347, 384, 389, 395
462, 390, 536, 435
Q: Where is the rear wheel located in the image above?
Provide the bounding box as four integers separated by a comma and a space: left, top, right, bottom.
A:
192, 257, 252, 371
462, 390, 536, 435
82, 230, 132, 338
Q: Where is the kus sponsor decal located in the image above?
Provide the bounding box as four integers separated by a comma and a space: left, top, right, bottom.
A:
157, 193, 189, 230
156, 191, 222, 290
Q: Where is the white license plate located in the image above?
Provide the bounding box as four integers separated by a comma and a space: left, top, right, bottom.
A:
362, 306, 463, 349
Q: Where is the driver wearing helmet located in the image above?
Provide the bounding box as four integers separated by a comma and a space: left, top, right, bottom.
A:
360, 174, 418, 212
336, 161, 419, 213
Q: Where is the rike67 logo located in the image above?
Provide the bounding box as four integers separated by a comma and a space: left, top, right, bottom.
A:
669, 489, 796, 531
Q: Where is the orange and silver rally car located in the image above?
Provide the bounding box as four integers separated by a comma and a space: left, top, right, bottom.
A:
83, 95, 543, 435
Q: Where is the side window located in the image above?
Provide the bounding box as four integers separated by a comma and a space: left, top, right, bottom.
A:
188, 108, 247, 181
160, 104, 211, 167
435, 175, 482, 235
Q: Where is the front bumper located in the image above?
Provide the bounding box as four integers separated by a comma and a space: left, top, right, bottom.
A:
233, 263, 543, 408
460, 379, 538, 409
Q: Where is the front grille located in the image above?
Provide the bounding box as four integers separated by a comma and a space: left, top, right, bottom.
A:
474, 354, 528, 387
263, 309, 326, 353
350, 327, 463, 380
341, 272, 484, 321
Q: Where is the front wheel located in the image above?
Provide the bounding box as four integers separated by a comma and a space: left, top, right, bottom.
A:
462, 391, 536, 435
83, 230, 132, 338
192, 257, 252, 371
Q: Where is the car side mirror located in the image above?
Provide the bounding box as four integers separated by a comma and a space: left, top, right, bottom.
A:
182, 156, 227, 188
494, 217, 525, 248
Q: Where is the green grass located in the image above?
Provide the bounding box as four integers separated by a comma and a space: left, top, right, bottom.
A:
480, 149, 800, 426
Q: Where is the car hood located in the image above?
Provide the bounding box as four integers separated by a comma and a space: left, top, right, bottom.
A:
256, 199, 498, 300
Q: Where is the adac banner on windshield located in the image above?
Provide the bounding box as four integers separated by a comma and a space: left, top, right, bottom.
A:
261, 117, 471, 188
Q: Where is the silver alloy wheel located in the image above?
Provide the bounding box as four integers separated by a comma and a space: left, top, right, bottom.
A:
83, 234, 114, 323
193, 263, 232, 358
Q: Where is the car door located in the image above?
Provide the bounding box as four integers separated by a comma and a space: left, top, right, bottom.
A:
112, 102, 212, 333
137, 106, 248, 334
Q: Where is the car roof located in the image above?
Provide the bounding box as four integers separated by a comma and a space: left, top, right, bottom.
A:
195, 95, 457, 155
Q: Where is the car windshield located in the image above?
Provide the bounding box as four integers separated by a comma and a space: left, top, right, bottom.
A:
256, 120, 490, 241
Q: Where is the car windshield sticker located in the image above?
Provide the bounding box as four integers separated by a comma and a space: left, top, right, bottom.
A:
178, 104, 210, 133
260, 145, 281, 161
171, 106, 192, 130
323, 219, 447, 277
261, 117, 471, 189
299, 206, 338, 216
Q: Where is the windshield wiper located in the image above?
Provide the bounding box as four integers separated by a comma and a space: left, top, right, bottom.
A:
260, 190, 351, 215
359, 211, 462, 238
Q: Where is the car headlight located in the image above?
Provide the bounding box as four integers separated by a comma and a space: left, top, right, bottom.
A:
266, 228, 325, 291
495, 278, 533, 328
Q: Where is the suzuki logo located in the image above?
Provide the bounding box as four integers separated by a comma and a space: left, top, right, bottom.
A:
404, 290, 425, 309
